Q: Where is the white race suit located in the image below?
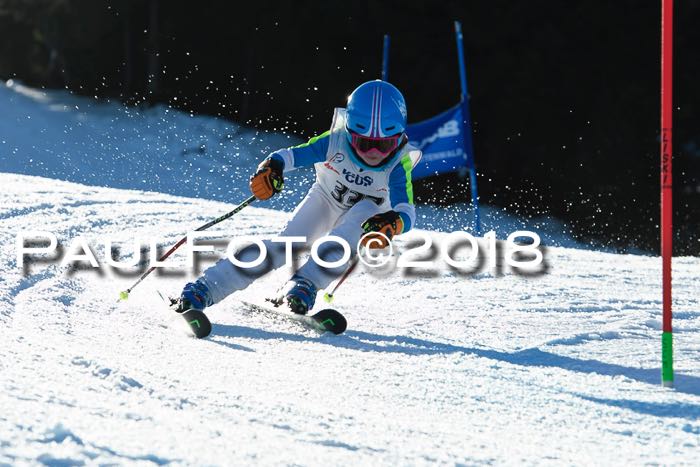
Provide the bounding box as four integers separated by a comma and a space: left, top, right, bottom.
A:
199, 108, 422, 305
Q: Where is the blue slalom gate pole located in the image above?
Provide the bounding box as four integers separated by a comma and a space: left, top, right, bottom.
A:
454, 21, 481, 235
382, 34, 390, 81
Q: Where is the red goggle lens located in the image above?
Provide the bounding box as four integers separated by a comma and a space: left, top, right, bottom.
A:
350, 131, 401, 157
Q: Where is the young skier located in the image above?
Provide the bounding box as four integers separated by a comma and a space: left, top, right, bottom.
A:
175, 80, 422, 316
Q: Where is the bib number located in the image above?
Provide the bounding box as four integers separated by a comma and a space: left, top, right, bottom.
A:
331, 181, 384, 208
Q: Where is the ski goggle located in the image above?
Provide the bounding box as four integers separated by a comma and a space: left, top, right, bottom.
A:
349, 130, 403, 159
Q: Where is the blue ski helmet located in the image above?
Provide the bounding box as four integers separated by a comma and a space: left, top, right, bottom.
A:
346, 80, 407, 167
346, 80, 407, 138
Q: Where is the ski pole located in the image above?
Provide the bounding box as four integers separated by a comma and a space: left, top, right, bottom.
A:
118, 195, 256, 301
323, 255, 359, 303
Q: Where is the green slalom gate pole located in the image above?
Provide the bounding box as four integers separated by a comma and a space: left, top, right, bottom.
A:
660, 0, 674, 387
118, 195, 256, 301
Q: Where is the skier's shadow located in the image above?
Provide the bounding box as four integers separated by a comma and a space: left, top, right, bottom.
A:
212, 323, 700, 400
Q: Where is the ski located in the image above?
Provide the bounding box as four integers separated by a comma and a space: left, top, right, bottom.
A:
157, 290, 212, 339
179, 308, 212, 339
241, 299, 347, 335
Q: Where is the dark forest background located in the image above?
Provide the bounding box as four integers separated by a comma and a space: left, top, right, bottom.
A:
1, 0, 698, 254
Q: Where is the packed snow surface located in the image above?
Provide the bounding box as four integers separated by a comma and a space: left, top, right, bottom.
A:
1, 81, 699, 465
1, 173, 699, 465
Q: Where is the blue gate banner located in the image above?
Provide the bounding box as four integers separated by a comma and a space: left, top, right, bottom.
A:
406, 102, 474, 180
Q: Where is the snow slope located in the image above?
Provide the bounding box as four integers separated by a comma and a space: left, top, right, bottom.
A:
2, 173, 700, 465
0, 79, 583, 248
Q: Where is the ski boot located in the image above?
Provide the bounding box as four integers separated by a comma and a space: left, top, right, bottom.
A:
169, 280, 213, 338
175, 280, 213, 313
284, 275, 318, 315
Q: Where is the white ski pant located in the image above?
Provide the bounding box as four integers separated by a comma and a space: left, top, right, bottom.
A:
200, 184, 382, 304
